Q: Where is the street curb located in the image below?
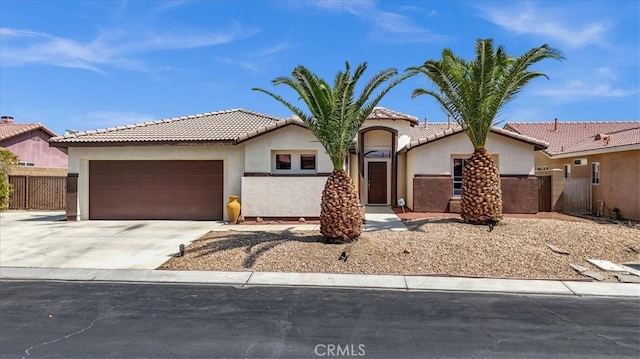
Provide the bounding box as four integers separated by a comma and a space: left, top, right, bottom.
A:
1, 267, 638, 298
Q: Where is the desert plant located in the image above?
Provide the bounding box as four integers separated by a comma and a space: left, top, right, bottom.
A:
407, 39, 563, 225
253, 62, 407, 241
0, 148, 19, 209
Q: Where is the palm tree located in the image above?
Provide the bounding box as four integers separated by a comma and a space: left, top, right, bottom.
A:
253, 62, 406, 242
407, 39, 563, 225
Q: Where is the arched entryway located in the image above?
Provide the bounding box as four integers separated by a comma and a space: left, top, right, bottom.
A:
357, 126, 397, 205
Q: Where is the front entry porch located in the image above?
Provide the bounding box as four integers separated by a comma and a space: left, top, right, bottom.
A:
358, 126, 397, 206
362, 206, 407, 231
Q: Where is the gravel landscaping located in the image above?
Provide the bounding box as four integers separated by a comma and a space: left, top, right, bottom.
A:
159, 215, 640, 281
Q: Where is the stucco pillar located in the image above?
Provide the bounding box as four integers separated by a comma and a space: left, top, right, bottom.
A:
66, 173, 78, 221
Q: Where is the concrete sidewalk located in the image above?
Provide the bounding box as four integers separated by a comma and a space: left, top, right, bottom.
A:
214, 205, 407, 232
1, 267, 638, 298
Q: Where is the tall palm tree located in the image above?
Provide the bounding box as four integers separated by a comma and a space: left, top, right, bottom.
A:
253, 62, 406, 242
407, 39, 563, 225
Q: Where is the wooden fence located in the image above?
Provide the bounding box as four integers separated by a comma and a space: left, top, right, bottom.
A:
563, 178, 591, 214
8, 176, 66, 210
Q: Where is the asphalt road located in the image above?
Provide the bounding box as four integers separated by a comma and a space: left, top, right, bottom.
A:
0, 281, 638, 359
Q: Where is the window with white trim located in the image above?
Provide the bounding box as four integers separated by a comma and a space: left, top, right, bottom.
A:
18, 161, 35, 167
591, 162, 600, 185
271, 150, 318, 174
564, 164, 571, 179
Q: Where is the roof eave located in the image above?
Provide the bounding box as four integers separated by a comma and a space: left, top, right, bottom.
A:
48, 139, 235, 148
399, 127, 464, 154
1, 124, 58, 141
235, 118, 307, 144
547, 143, 640, 158
490, 127, 549, 150
400, 126, 547, 154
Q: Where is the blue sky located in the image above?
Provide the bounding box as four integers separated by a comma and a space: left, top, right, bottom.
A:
1, 0, 638, 135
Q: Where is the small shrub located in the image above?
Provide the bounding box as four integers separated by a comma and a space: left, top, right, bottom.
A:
0, 149, 18, 210
612, 207, 624, 221
0, 174, 13, 209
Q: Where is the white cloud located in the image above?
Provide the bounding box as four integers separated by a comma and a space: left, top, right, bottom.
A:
0, 23, 260, 72
539, 80, 637, 99
215, 57, 258, 71
310, 0, 374, 14
308, 0, 448, 43
259, 42, 290, 57
595, 66, 617, 78
480, 2, 610, 48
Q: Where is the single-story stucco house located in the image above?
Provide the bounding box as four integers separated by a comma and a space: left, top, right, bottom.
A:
0, 115, 68, 171
49, 108, 548, 221
504, 119, 640, 221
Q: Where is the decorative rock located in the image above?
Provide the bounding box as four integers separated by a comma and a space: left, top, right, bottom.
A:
547, 244, 570, 255
586, 259, 627, 272
236, 216, 245, 224
615, 274, 640, 283
581, 271, 605, 281
570, 263, 588, 273
298, 217, 306, 223
256, 217, 263, 223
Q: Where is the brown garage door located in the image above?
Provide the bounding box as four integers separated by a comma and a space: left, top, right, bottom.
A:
89, 160, 223, 220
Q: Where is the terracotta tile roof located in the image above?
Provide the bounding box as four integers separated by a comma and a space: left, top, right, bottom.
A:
409, 123, 462, 140
0, 123, 57, 141
50, 107, 424, 147
400, 124, 548, 153
50, 109, 283, 146
504, 121, 640, 156
368, 107, 419, 125
236, 116, 307, 143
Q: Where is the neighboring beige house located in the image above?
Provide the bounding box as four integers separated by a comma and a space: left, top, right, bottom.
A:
504, 119, 640, 221
50, 108, 547, 221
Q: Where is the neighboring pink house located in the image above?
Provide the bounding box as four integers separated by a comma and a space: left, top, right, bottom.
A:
505, 119, 640, 221
0, 116, 68, 168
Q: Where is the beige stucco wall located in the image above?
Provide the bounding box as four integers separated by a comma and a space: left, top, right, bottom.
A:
397, 153, 407, 204
360, 119, 412, 150
349, 153, 359, 190
536, 149, 640, 220
363, 130, 392, 148
406, 150, 416, 209
244, 125, 332, 173
241, 176, 326, 217
409, 132, 535, 175
68, 145, 244, 221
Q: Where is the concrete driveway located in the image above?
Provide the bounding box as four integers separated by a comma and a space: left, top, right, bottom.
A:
0, 211, 221, 269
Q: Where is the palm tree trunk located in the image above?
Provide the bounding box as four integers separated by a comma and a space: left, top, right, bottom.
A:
320, 169, 363, 242
460, 148, 503, 224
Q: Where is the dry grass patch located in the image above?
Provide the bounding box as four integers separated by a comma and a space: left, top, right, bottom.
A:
159, 218, 640, 281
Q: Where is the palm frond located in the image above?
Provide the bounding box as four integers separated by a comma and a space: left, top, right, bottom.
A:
254, 62, 407, 169
407, 38, 564, 149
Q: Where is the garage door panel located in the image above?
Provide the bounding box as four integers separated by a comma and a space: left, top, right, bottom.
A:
89, 160, 223, 220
